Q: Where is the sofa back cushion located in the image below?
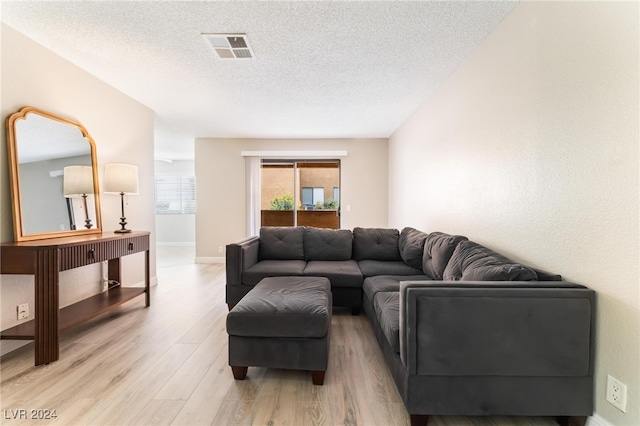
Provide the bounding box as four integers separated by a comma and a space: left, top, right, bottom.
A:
259, 226, 305, 260
422, 232, 468, 279
398, 227, 429, 269
353, 227, 401, 261
443, 240, 538, 281
304, 227, 353, 261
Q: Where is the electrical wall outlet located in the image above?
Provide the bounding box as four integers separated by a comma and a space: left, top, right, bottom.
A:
218, 246, 224, 254
17, 303, 29, 320
606, 374, 627, 412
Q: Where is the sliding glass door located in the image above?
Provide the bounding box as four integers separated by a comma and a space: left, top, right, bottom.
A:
260, 160, 340, 229
260, 162, 295, 226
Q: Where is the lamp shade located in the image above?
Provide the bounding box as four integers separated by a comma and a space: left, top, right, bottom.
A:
104, 163, 139, 195
63, 165, 94, 197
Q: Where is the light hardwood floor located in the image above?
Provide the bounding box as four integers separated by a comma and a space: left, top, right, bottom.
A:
1, 258, 560, 426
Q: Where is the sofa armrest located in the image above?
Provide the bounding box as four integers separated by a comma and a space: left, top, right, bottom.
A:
399, 280, 596, 378
226, 236, 260, 286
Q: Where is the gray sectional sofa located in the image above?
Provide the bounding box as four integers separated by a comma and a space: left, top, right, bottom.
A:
225, 226, 595, 426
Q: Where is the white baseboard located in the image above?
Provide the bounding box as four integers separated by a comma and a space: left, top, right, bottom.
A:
587, 414, 613, 426
195, 257, 225, 264
156, 242, 195, 247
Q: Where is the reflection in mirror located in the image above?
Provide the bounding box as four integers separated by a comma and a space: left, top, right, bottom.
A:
6, 107, 102, 241
63, 166, 95, 230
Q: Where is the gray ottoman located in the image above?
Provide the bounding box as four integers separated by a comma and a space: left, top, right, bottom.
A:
226, 276, 332, 385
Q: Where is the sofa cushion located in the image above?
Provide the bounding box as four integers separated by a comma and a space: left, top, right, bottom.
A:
303, 260, 363, 288
259, 227, 305, 260
242, 260, 307, 285
227, 276, 331, 339
304, 227, 353, 261
373, 291, 401, 354
443, 240, 538, 281
531, 267, 563, 281
423, 232, 468, 279
363, 275, 430, 303
353, 227, 401, 261
399, 227, 429, 270
358, 260, 423, 278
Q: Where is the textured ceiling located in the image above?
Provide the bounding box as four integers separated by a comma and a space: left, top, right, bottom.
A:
1, 1, 517, 159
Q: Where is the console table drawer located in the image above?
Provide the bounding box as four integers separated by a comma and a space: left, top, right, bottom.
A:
59, 235, 149, 270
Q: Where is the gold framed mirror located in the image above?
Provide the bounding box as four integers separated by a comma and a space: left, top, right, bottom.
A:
6, 106, 102, 241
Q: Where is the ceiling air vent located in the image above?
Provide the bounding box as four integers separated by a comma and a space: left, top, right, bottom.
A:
203, 33, 254, 59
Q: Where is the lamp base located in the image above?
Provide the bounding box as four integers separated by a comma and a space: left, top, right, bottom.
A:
82, 194, 93, 229
115, 212, 130, 233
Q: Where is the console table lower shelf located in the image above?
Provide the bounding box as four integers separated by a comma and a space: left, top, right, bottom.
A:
0, 287, 146, 340
0, 231, 150, 366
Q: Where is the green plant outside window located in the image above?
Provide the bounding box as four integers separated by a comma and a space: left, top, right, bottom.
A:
270, 194, 294, 210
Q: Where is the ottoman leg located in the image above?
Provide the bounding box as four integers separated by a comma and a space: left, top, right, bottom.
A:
231, 366, 248, 380
311, 370, 325, 385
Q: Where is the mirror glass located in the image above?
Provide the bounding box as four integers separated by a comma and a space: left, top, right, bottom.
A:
7, 107, 102, 241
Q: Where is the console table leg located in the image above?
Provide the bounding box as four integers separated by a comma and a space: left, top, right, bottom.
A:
145, 249, 150, 306
35, 249, 59, 366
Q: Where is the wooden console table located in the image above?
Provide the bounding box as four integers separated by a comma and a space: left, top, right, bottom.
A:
0, 231, 150, 366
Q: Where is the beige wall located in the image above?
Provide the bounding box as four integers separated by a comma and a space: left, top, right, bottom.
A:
1, 24, 157, 348
195, 138, 388, 258
389, 2, 639, 425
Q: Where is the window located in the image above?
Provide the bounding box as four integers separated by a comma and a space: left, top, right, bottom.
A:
301, 187, 324, 209
259, 159, 341, 229
155, 175, 196, 214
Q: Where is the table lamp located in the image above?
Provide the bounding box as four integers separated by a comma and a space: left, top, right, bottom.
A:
104, 163, 139, 233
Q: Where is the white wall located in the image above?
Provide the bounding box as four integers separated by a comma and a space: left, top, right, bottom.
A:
1, 24, 157, 351
155, 159, 196, 245
195, 138, 388, 259
389, 2, 639, 425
